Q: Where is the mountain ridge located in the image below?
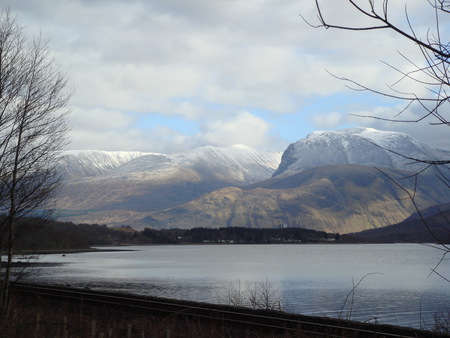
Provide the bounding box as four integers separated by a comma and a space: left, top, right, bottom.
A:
54, 127, 450, 234
59, 150, 153, 179
273, 127, 450, 177
55, 145, 283, 215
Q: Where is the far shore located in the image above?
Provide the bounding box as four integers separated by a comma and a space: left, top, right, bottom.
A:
14, 247, 137, 255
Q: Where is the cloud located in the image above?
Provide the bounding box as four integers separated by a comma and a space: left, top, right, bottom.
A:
346, 104, 450, 150
7, 0, 450, 152
65, 53, 206, 112
68, 108, 282, 153
194, 111, 275, 149
310, 112, 345, 129
69, 121, 187, 153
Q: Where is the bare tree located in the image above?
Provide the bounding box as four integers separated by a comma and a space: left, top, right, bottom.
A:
216, 278, 284, 311
247, 277, 283, 311
0, 8, 71, 312
304, 0, 450, 280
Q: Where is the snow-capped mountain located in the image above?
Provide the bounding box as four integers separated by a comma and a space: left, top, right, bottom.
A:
55, 127, 450, 233
59, 150, 152, 179
273, 127, 450, 177
59, 145, 282, 184
108, 144, 281, 184
55, 145, 282, 218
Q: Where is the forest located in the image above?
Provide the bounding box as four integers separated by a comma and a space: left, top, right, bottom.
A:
6, 217, 347, 252
7, 212, 450, 253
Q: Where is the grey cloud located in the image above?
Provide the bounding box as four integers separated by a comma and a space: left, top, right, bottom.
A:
6, 0, 448, 153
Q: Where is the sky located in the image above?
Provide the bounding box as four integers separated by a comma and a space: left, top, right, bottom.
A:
4, 0, 450, 153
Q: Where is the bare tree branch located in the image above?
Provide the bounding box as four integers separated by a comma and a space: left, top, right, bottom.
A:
0, 7, 71, 312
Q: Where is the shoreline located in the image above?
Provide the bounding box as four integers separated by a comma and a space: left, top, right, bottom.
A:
14, 247, 136, 255
12, 241, 443, 256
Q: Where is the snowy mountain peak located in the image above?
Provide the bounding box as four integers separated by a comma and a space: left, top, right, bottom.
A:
59, 150, 153, 179
307, 127, 406, 142
60, 145, 282, 185
172, 144, 281, 168
273, 127, 450, 177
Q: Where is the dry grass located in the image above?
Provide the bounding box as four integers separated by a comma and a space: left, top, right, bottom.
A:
0, 293, 302, 338
3, 290, 446, 337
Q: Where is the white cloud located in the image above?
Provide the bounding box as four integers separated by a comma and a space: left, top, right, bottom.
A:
6, 0, 450, 152
310, 112, 345, 129
69, 108, 135, 131
68, 108, 282, 153
194, 111, 275, 149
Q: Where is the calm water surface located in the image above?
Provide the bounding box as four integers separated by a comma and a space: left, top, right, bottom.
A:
33, 244, 450, 329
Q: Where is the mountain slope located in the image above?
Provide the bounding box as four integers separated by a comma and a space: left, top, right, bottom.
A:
109, 144, 281, 184
273, 127, 450, 177
352, 202, 450, 243
55, 145, 282, 216
139, 164, 450, 234
55, 128, 450, 232
59, 150, 151, 179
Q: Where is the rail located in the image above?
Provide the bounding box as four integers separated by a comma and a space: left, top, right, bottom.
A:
12, 283, 447, 338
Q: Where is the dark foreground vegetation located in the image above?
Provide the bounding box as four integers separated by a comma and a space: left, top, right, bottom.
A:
3, 284, 448, 338
4, 291, 264, 338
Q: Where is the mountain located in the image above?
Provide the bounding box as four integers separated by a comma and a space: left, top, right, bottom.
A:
59, 150, 151, 179
273, 127, 450, 177
54, 127, 450, 234
351, 202, 450, 243
55, 145, 282, 221
140, 164, 450, 234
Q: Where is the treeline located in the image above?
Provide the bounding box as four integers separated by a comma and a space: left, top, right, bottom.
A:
142, 227, 340, 244
9, 218, 148, 252
6, 207, 450, 251
4, 217, 349, 252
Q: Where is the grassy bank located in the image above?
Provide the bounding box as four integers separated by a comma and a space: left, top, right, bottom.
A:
3, 292, 300, 338
3, 286, 449, 338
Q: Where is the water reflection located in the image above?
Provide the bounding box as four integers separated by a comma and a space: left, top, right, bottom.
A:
33, 244, 450, 329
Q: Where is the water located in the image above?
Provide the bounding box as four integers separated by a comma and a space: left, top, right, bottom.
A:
31, 243, 450, 329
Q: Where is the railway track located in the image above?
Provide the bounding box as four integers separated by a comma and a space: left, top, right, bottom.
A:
12, 283, 448, 337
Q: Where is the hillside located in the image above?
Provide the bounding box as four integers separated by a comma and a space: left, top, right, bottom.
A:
55, 145, 282, 217
352, 203, 450, 243
140, 164, 450, 234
